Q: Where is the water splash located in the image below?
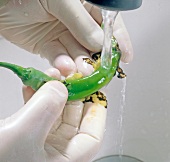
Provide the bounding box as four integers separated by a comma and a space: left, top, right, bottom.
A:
101, 9, 127, 159
117, 78, 127, 158
101, 9, 118, 69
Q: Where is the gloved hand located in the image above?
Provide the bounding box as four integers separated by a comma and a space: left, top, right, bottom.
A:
0, 0, 133, 77
0, 68, 107, 162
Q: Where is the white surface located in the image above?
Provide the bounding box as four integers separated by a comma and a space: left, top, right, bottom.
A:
95, 0, 170, 161
0, 0, 170, 162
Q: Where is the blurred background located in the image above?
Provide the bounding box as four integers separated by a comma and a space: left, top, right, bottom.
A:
0, 0, 170, 162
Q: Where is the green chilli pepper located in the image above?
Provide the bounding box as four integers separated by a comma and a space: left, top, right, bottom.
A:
0, 38, 125, 101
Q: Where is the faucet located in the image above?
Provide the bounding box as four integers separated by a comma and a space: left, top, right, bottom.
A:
86, 0, 142, 11
86, 0, 142, 69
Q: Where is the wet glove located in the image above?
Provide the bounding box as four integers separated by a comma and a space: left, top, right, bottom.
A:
0, 68, 107, 162
0, 0, 133, 77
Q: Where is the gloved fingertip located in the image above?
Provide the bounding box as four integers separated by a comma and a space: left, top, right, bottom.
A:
22, 85, 35, 103
114, 29, 134, 63
75, 56, 94, 76
45, 68, 61, 80
41, 81, 68, 102
120, 48, 134, 63
53, 54, 77, 77
84, 28, 103, 52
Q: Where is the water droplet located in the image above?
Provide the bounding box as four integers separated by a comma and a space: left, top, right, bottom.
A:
24, 12, 29, 16
41, 0, 46, 4
18, 0, 22, 4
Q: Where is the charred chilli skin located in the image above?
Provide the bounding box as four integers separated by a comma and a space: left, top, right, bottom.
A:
0, 38, 125, 101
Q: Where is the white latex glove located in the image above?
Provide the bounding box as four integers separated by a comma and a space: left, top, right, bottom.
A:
0, 68, 107, 162
0, 0, 133, 77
